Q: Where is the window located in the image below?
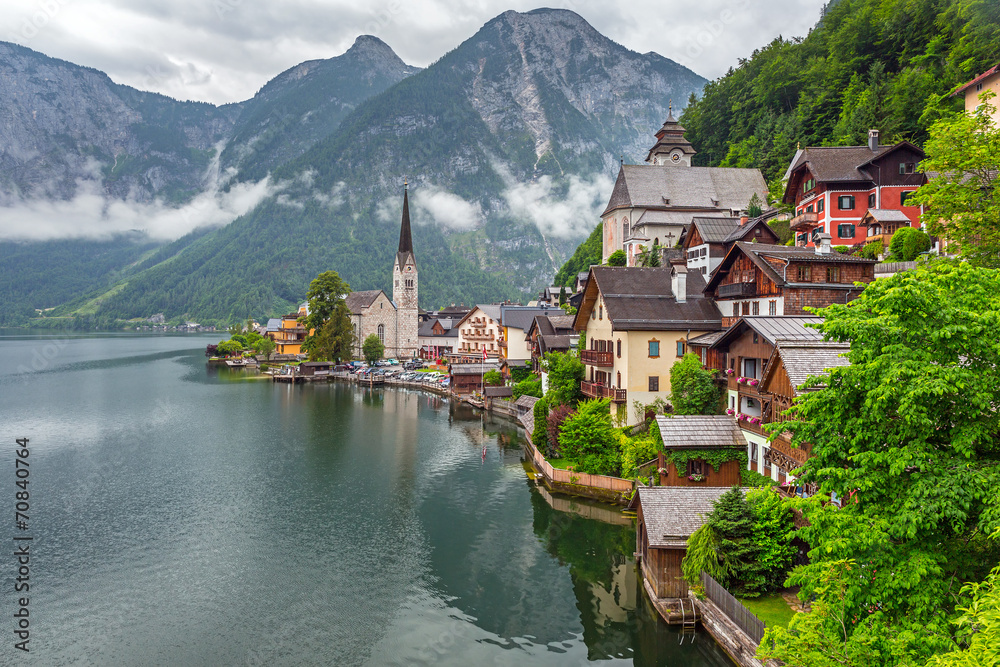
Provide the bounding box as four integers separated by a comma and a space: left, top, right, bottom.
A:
768, 300, 777, 316
901, 190, 916, 206
868, 193, 876, 207
616, 339, 621, 358
899, 162, 916, 175
838, 195, 855, 210
827, 266, 841, 282
837, 224, 856, 239
676, 340, 685, 357
687, 459, 705, 476
797, 266, 810, 281
742, 302, 750, 315
702, 266, 707, 275
648, 376, 659, 392
377, 324, 385, 344
749, 441, 758, 465
732, 303, 739, 317
648, 340, 659, 358
623, 221, 629, 239
803, 177, 816, 192
817, 199, 825, 213
753, 332, 759, 344
752, 302, 760, 316
599, 305, 603, 320
806, 204, 814, 213
743, 358, 758, 379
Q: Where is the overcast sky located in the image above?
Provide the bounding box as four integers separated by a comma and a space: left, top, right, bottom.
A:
2, 0, 827, 106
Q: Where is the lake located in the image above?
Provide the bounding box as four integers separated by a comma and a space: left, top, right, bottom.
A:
0, 333, 734, 666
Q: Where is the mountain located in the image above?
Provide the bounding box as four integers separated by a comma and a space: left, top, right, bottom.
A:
0, 9, 707, 325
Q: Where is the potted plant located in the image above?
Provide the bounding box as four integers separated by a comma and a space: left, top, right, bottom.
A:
687, 474, 706, 482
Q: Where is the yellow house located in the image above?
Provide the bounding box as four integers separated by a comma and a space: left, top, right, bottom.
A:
954, 62, 1000, 124
272, 303, 309, 356
573, 266, 723, 426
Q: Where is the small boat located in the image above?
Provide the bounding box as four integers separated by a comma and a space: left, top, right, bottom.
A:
225, 358, 248, 367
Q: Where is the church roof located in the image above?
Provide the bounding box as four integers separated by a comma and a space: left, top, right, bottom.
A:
602, 165, 767, 216
396, 187, 416, 269
345, 290, 386, 314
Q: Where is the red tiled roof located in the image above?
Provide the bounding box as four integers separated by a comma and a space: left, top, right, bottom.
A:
953, 63, 1000, 96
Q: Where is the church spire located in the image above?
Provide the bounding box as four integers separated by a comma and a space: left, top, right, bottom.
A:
398, 183, 413, 255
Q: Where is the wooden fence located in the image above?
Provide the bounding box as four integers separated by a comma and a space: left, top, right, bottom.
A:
700, 572, 766, 645
524, 438, 633, 494
874, 261, 916, 274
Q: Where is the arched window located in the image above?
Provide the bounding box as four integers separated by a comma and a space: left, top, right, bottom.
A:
616, 339, 621, 358
654, 237, 659, 246
623, 219, 629, 240
377, 324, 385, 344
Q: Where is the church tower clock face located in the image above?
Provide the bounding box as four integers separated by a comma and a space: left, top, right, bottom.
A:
670, 150, 682, 163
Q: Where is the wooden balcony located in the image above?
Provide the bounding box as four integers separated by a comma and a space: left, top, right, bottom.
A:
718, 281, 756, 298
462, 331, 495, 341
790, 211, 819, 230
581, 381, 627, 402
580, 349, 614, 367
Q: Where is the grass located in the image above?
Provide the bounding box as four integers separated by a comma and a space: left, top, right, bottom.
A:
738, 593, 796, 629
547, 457, 577, 471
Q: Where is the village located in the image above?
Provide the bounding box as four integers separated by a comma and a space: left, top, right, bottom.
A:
205, 69, 1000, 667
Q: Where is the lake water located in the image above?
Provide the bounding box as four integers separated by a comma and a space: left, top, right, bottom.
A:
0, 333, 734, 666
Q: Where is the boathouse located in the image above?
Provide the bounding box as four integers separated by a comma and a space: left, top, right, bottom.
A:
449, 361, 502, 394
655, 415, 747, 487
632, 486, 729, 598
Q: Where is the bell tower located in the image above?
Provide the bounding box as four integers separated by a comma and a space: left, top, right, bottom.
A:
645, 102, 696, 166
392, 184, 419, 358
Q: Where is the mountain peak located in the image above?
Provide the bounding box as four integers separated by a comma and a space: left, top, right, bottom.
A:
346, 34, 406, 67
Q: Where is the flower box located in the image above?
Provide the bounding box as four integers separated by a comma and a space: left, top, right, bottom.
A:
688, 474, 706, 482
725, 408, 735, 416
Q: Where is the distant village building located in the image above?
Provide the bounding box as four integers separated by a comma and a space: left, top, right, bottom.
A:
783, 131, 927, 248
600, 106, 768, 264
953, 62, 1000, 124
679, 215, 780, 277
273, 303, 309, 355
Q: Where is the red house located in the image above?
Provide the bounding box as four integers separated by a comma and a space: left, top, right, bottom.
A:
783, 130, 927, 248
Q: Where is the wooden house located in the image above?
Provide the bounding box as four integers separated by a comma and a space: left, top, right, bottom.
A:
679, 215, 779, 277
449, 361, 502, 394
632, 486, 729, 598
655, 415, 747, 487
703, 240, 876, 327
298, 361, 334, 377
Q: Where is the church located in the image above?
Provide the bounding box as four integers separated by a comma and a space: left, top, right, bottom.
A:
601, 105, 769, 265
345, 187, 420, 359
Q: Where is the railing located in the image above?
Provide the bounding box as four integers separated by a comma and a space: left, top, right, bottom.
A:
462, 331, 495, 341
718, 281, 756, 298
875, 261, 916, 274
580, 349, 614, 367
789, 211, 819, 230
700, 572, 766, 645
581, 381, 627, 402
524, 433, 633, 494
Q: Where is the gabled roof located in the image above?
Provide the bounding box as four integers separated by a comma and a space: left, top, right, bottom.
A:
762, 339, 851, 397
573, 267, 723, 332
655, 415, 748, 449
602, 164, 767, 216
688, 217, 740, 243
500, 306, 561, 332
635, 486, 731, 548
450, 361, 502, 375
345, 290, 387, 314
686, 330, 727, 347
723, 217, 780, 244
783, 142, 927, 202
862, 208, 912, 224
710, 316, 824, 351
704, 242, 877, 293
484, 386, 513, 398
456, 304, 503, 329
953, 62, 1000, 96
527, 314, 576, 339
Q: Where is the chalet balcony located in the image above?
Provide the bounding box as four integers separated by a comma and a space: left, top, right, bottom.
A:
580, 350, 614, 367
462, 331, 495, 341
718, 281, 756, 298
581, 381, 627, 402
789, 211, 819, 230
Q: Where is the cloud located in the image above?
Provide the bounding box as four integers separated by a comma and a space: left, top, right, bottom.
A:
503, 173, 614, 239
412, 185, 481, 231
0, 144, 283, 241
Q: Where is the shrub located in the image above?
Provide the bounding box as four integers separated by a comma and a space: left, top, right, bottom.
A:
833, 245, 850, 254
746, 487, 797, 592
558, 399, 619, 476
670, 353, 722, 415
546, 404, 575, 457
483, 369, 503, 387
532, 397, 549, 450
887, 226, 931, 261
512, 377, 542, 399
509, 363, 532, 384
544, 352, 584, 407
620, 434, 661, 479
859, 239, 884, 259
607, 250, 627, 266
230, 334, 248, 348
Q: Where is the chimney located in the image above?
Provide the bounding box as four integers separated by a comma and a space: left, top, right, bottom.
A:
672, 265, 688, 303
868, 129, 879, 152
815, 232, 833, 255
739, 215, 749, 226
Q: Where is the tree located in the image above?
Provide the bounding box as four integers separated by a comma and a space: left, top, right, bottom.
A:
912, 93, 1000, 267
543, 351, 585, 407
607, 250, 627, 267
302, 271, 355, 362
512, 377, 542, 399
709, 486, 767, 597
670, 353, 722, 414
637, 242, 661, 267
546, 404, 575, 458
558, 399, 619, 475
532, 397, 550, 452
216, 340, 242, 356
887, 226, 932, 261
483, 369, 503, 387
362, 334, 384, 365
558, 286, 567, 305
255, 336, 276, 360
747, 192, 764, 218
746, 486, 796, 592
762, 261, 1000, 664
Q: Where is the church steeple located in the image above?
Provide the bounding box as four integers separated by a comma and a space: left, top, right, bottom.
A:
398, 182, 413, 255
645, 100, 696, 166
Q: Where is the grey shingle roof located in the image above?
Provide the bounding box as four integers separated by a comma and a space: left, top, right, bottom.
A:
864, 208, 912, 223
581, 267, 723, 332
501, 306, 562, 332
514, 395, 538, 409
484, 387, 513, 398
345, 290, 385, 314
710, 316, 824, 350
603, 165, 767, 215
772, 340, 850, 395
705, 242, 877, 293
637, 487, 731, 548
450, 362, 502, 375
656, 415, 748, 450
538, 334, 572, 354
788, 145, 890, 183
686, 330, 726, 347
691, 217, 740, 243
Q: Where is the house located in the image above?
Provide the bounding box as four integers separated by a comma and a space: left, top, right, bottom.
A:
499, 305, 563, 368
782, 131, 927, 248
526, 313, 578, 372
655, 415, 748, 487
601, 108, 768, 263
417, 317, 459, 360
679, 215, 780, 277
703, 240, 876, 326
573, 266, 724, 425
953, 62, 1000, 124
298, 361, 334, 377
449, 361, 502, 394
273, 303, 309, 356
453, 305, 503, 361
632, 486, 730, 599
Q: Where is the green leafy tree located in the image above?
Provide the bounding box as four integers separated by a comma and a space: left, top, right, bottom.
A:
682, 523, 727, 586
619, 434, 661, 479
532, 397, 550, 452
670, 353, 722, 414
927, 560, 1000, 666
746, 486, 797, 592
216, 340, 242, 356
483, 369, 503, 387
912, 93, 1000, 267
558, 399, 619, 475
301, 271, 356, 361
362, 334, 385, 365
544, 351, 585, 407
255, 336, 276, 360
607, 250, 627, 267
512, 377, 542, 399
230, 334, 248, 348
887, 226, 932, 262
509, 363, 532, 383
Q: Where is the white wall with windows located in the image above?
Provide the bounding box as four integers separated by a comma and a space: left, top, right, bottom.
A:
718, 297, 784, 317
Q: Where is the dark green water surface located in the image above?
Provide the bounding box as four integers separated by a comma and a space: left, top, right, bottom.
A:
0, 333, 733, 666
